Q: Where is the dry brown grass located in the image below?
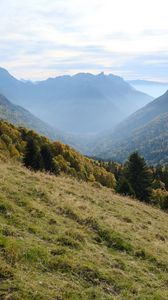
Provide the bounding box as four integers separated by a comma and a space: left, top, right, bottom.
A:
0, 159, 168, 299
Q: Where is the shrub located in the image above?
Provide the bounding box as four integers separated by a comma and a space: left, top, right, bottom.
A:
152, 188, 168, 210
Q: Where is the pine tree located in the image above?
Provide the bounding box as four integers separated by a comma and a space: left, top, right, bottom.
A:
116, 177, 135, 197
125, 152, 152, 202
40, 144, 54, 172
23, 138, 42, 171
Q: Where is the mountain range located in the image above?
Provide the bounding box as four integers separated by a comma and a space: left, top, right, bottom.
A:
1, 66, 168, 164
0, 68, 152, 135
94, 91, 168, 164
128, 79, 168, 98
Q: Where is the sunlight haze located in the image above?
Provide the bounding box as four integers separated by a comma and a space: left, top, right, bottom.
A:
1, 0, 168, 80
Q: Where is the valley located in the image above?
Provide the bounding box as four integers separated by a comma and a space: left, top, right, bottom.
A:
1, 1, 168, 299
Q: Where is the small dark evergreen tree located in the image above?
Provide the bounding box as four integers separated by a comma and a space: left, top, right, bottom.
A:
125, 152, 152, 202
23, 138, 42, 171
155, 166, 168, 191
40, 144, 54, 172
116, 177, 135, 197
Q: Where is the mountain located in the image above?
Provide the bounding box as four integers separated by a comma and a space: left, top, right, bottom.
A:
0, 93, 104, 153
94, 91, 168, 164
128, 79, 168, 98
0, 93, 69, 142
1, 149, 168, 299
0, 68, 153, 135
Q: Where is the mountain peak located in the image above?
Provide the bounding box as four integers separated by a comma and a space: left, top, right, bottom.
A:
98, 72, 105, 76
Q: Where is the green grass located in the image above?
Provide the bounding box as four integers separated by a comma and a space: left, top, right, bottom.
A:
0, 159, 168, 299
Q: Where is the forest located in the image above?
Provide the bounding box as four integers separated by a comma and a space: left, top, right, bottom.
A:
1, 120, 168, 212
0, 120, 116, 189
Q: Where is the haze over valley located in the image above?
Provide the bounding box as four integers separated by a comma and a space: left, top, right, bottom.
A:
0, 67, 152, 135
1, 1, 168, 299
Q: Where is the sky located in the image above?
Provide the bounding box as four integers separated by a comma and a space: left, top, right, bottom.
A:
0, 0, 168, 81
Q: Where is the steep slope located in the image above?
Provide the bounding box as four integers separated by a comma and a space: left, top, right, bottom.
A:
1, 159, 168, 299
112, 90, 168, 140
0, 93, 75, 145
94, 91, 168, 164
104, 112, 168, 164
129, 79, 168, 98
0, 120, 116, 189
0, 68, 153, 134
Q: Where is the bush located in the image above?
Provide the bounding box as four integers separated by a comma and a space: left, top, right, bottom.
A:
152, 188, 168, 210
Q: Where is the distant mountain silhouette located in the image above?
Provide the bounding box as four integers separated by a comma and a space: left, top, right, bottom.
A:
0, 68, 153, 135
128, 79, 168, 98
94, 91, 168, 164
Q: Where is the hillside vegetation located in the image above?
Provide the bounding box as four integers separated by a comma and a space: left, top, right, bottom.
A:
95, 91, 168, 164
0, 120, 116, 189
1, 158, 168, 299
98, 113, 168, 164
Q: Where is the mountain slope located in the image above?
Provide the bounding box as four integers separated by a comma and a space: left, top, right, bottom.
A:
94, 91, 168, 164
111, 90, 168, 140
0, 120, 116, 189
0, 93, 75, 144
1, 158, 168, 299
0, 68, 153, 134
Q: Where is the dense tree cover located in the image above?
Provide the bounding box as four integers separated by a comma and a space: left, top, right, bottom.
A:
0, 121, 116, 189
98, 152, 168, 211
1, 120, 168, 212
116, 177, 135, 197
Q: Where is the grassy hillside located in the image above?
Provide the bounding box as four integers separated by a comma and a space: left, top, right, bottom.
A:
1, 158, 168, 299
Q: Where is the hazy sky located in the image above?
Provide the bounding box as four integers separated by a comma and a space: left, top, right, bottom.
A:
1, 0, 168, 81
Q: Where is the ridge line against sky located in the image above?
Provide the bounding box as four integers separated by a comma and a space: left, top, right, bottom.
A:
1, 0, 168, 81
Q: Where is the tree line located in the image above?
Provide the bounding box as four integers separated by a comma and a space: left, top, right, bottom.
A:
24, 135, 168, 211
100, 152, 168, 210
0, 120, 168, 212
0, 121, 116, 189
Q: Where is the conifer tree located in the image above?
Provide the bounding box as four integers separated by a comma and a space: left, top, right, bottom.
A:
23, 138, 42, 171
125, 152, 152, 202
116, 177, 135, 197
40, 144, 54, 172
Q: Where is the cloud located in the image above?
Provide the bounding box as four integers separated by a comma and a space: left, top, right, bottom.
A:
0, 0, 168, 80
